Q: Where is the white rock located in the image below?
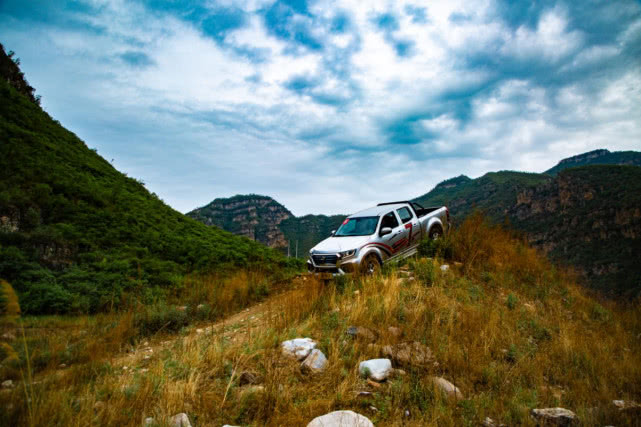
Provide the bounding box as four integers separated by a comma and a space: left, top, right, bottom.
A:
196, 328, 204, 334
430, 377, 463, 400
358, 359, 392, 382
301, 349, 328, 373
144, 417, 154, 426
307, 410, 374, 427
170, 413, 192, 427
1, 379, 13, 389
530, 408, 578, 426
282, 338, 317, 361
440, 264, 449, 272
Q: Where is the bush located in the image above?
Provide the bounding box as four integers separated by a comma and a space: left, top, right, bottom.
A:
134, 304, 189, 337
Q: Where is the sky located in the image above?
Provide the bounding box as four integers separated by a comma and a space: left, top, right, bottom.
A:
1, 0, 640, 216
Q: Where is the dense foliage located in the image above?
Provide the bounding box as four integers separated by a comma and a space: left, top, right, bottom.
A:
279, 213, 346, 257
0, 72, 297, 314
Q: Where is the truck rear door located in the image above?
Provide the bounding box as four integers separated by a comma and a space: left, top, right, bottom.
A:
396, 206, 421, 247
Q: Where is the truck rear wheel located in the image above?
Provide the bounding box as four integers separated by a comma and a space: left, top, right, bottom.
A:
361, 253, 381, 276
429, 225, 443, 240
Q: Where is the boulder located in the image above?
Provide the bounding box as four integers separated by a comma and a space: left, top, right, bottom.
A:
430, 377, 463, 400
612, 399, 641, 412
359, 359, 392, 382
382, 341, 436, 367
282, 338, 317, 361
2, 379, 13, 389
301, 349, 328, 373
530, 408, 577, 426
307, 410, 374, 427
170, 413, 192, 427
346, 326, 377, 342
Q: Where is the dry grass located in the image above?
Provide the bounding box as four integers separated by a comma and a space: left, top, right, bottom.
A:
2, 216, 640, 426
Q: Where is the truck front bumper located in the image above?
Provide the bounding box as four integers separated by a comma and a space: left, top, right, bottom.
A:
307, 256, 359, 275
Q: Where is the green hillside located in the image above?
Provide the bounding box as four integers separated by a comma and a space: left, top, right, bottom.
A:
413, 171, 550, 222
0, 48, 293, 314
545, 149, 641, 175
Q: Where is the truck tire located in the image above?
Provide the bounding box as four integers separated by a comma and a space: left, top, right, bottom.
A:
361, 253, 381, 276
429, 224, 443, 240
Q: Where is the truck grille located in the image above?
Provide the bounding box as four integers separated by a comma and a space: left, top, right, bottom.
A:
312, 254, 338, 265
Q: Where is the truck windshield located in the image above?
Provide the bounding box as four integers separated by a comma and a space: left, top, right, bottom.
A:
335, 216, 379, 236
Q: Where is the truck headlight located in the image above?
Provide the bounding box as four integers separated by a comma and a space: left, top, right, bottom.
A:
339, 249, 356, 259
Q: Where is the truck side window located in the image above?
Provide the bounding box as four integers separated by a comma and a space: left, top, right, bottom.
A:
380, 212, 399, 230
397, 207, 413, 224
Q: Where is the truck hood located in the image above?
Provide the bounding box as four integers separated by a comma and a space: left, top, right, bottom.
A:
311, 235, 372, 253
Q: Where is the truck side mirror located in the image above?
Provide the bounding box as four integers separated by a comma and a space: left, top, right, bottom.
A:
380, 227, 392, 236
330, 230, 336, 236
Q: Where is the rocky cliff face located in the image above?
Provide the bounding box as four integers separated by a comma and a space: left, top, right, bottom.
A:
545, 149, 641, 175
509, 165, 641, 295
188, 195, 293, 248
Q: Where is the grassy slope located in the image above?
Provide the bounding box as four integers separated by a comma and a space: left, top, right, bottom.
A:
2, 216, 639, 426
0, 77, 294, 314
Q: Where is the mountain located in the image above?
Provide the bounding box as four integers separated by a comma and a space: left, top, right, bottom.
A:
413, 171, 550, 220
509, 165, 641, 296
188, 195, 345, 258
412, 155, 641, 296
188, 194, 293, 247
545, 149, 641, 175
0, 44, 290, 314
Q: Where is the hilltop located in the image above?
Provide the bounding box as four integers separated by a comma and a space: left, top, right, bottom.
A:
545, 149, 641, 175
0, 45, 294, 314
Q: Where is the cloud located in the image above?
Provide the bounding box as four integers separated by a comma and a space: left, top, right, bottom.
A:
1, 0, 640, 216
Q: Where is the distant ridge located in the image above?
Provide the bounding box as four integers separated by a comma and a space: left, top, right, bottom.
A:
545, 149, 641, 175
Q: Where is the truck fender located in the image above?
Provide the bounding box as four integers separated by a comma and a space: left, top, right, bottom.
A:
359, 246, 385, 265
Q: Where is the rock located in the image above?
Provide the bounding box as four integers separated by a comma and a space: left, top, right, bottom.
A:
530, 408, 577, 426
93, 401, 106, 412
382, 341, 435, 367
391, 368, 406, 377
359, 359, 392, 382
404, 409, 410, 418
354, 290, 360, 296
238, 371, 261, 386
440, 264, 449, 272
170, 413, 192, 427
387, 326, 402, 338
2, 332, 15, 340
430, 377, 463, 400
196, 304, 206, 310
482, 417, 497, 427
368, 406, 378, 413
58, 363, 67, 369
144, 417, 154, 426
612, 399, 641, 412
196, 328, 204, 334
2, 380, 13, 389
523, 303, 536, 313
307, 410, 374, 427
282, 338, 317, 361
357, 391, 372, 397
346, 326, 378, 342
301, 349, 328, 373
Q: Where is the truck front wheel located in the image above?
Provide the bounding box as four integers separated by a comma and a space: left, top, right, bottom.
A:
361, 253, 381, 276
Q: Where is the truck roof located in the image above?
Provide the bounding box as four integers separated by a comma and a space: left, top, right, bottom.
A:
350, 202, 410, 218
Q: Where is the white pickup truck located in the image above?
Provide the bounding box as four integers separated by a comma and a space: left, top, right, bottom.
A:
307, 201, 449, 275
